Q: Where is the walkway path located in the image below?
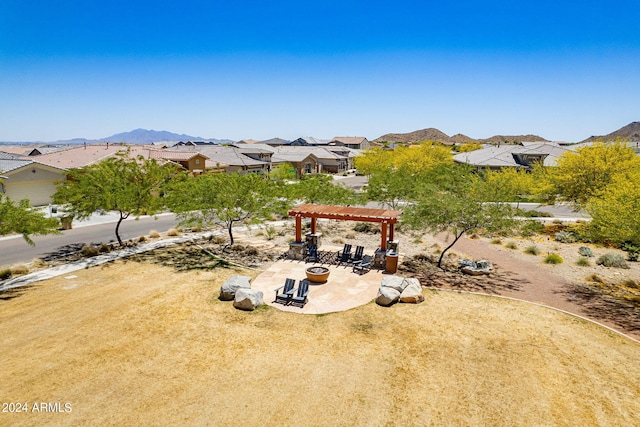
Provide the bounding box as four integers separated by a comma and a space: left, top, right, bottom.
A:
434, 233, 640, 340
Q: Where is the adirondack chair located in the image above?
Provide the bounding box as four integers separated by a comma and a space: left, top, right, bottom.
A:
353, 254, 372, 275
336, 244, 352, 265
350, 246, 364, 263
306, 244, 318, 263
290, 279, 310, 308
274, 278, 296, 304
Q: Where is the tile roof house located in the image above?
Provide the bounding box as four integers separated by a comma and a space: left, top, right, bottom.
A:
330, 136, 370, 150
274, 146, 349, 173
453, 142, 575, 170
0, 151, 68, 206
175, 146, 269, 174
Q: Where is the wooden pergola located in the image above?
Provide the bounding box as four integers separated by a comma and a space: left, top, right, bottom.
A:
288, 204, 403, 251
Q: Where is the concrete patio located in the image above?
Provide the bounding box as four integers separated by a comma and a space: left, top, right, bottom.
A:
251, 256, 390, 314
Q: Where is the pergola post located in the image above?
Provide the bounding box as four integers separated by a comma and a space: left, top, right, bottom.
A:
389, 223, 395, 242
295, 216, 302, 243
311, 217, 317, 234
381, 222, 388, 251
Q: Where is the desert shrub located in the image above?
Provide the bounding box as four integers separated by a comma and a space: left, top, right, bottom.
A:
31, 258, 47, 268
505, 241, 518, 250
622, 243, 640, 261
345, 232, 356, 239
578, 246, 593, 257
519, 220, 545, 237
149, 230, 161, 238
576, 257, 591, 267
524, 245, 540, 255
0, 268, 12, 280
468, 233, 479, 239
490, 238, 502, 245
554, 231, 576, 243
519, 210, 553, 218
81, 245, 99, 257
588, 273, 603, 283
332, 237, 345, 244
210, 235, 226, 244
10, 264, 29, 275
99, 244, 111, 253
167, 228, 180, 237
544, 222, 569, 235
596, 253, 629, 269
264, 225, 277, 241
353, 222, 373, 233
138, 235, 148, 243
244, 246, 259, 256
622, 279, 638, 289
544, 253, 563, 264
231, 244, 245, 252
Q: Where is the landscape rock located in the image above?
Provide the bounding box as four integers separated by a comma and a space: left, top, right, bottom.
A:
400, 278, 424, 303
376, 286, 401, 307
219, 275, 252, 301
233, 288, 264, 311
380, 276, 407, 293
459, 259, 492, 276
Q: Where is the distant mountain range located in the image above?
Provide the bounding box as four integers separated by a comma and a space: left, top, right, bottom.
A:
0, 129, 233, 145
374, 122, 640, 145
373, 128, 549, 145
1, 122, 638, 146
581, 121, 640, 143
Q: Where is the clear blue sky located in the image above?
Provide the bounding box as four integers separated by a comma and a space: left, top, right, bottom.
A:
1, 0, 639, 142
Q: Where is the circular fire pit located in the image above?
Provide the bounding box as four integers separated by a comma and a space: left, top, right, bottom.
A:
305, 266, 330, 283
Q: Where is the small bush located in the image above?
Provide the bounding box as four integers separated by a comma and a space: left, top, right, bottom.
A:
149, 230, 161, 238
10, 264, 29, 275
31, 258, 47, 268
264, 225, 277, 241
544, 253, 563, 264
554, 231, 576, 243
244, 246, 259, 256
520, 210, 553, 218
81, 245, 100, 257
332, 237, 345, 244
578, 246, 593, 257
354, 222, 373, 233
622, 243, 640, 261
138, 235, 148, 243
519, 220, 545, 237
505, 241, 518, 250
0, 268, 12, 280
210, 235, 226, 245
231, 244, 245, 252
490, 238, 502, 245
167, 228, 180, 237
345, 232, 356, 239
524, 245, 540, 255
588, 273, 603, 283
596, 253, 629, 269
576, 257, 590, 267
99, 244, 111, 253
622, 279, 638, 289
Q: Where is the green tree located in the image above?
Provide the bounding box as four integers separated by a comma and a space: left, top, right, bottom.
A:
365, 167, 415, 209
405, 165, 516, 268
587, 167, 640, 246
53, 153, 181, 245
485, 167, 535, 203
166, 172, 287, 246
546, 141, 639, 207
287, 174, 359, 205
0, 195, 60, 245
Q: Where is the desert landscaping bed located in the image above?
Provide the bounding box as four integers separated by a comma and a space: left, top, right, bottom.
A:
1, 258, 639, 426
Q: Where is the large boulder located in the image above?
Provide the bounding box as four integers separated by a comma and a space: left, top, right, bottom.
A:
219, 275, 252, 301
376, 286, 401, 307
380, 276, 407, 293
233, 288, 264, 311
459, 259, 492, 276
400, 278, 424, 304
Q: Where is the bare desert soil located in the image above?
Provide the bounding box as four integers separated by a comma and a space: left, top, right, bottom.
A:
1, 230, 640, 426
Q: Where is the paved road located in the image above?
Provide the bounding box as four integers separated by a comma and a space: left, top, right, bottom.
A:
0, 213, 178, 266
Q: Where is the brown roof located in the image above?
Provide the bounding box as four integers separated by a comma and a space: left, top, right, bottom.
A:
288, 204, 402, 223
331, 137, 367, 144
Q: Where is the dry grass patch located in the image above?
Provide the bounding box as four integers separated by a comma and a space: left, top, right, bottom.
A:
0, 261, 639, 426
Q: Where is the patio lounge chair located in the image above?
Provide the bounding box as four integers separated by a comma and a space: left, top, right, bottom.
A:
337, 244, 352, 265
290, 279, 310, 308
352, 254, 372, 275
274, 278, 296, 304
350, 245, 364, 263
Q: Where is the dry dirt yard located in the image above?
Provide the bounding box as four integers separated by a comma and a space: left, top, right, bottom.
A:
1, 226, 640, 426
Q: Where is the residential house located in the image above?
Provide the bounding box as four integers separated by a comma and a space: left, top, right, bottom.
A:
0, 151, 67, 206
330, 136, 370, 150
289, 136, 331, 146
270, 150, 320, 177
176, 146, 269, 174
453, 142, 575, 170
